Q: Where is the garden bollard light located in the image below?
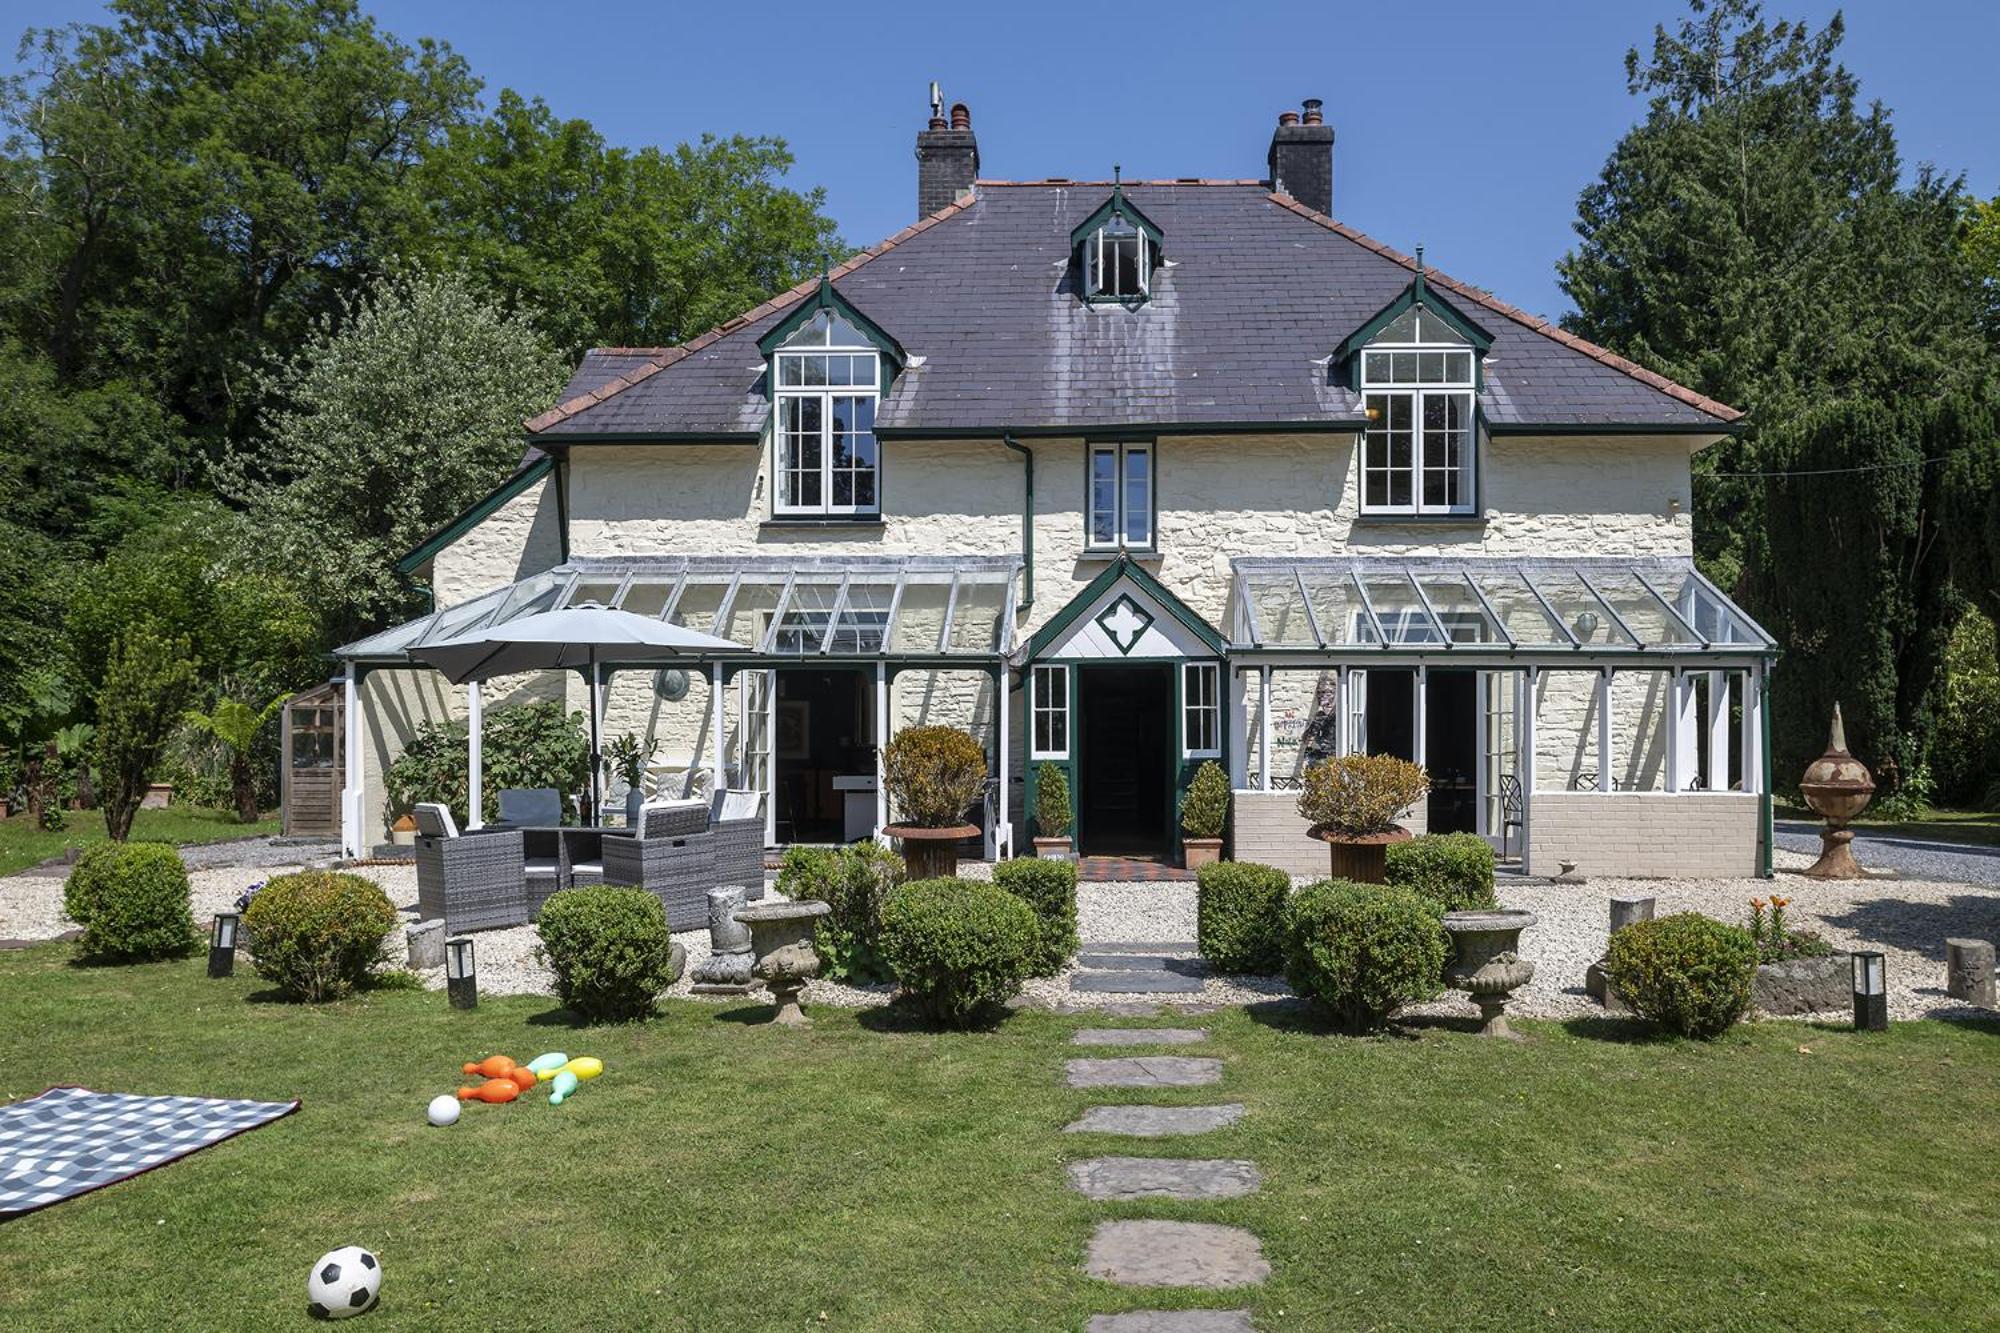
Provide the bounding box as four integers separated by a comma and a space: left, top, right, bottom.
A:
1851, 950, 1887, 1032
446, 936, 478, 1010
208, 912, 239, 979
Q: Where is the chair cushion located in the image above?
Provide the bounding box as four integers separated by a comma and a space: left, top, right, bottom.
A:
498, 787, 562, 827
637, 799, 709, 839
712, 789, 763, 822
413, 803, 458, 839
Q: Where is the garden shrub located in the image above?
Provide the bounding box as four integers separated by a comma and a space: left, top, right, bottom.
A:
1180, 760, 1231, 840
536, 886, 683, 1023
242, 871, 399, 1002
384, 699, 590, 828
62, 842, 198, 962
878, 878, 1038, 1028
992, 856, 1079, 976
1035, 762, 1072, 840
882, 725, 987, 827
1605, 912, 1757, 1038
779, 842, 906, 982
1296, 754, 1430, 836
1195, 861, 1291, 974
1283, 879, 1446, 1033
1384, 833, 1497, 913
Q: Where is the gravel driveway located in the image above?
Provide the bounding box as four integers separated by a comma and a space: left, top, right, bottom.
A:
1774, 820, 2000, 888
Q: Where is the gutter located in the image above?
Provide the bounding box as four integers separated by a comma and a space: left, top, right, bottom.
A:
1001, 434, 1033, 611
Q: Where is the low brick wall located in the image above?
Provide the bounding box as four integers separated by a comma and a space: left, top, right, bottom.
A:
1527, 792, 1759, 879
1229, 791, 1427, 878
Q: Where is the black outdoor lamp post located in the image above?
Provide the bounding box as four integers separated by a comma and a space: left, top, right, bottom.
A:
1852, 950, 1887, 1032
207, 912, 239, 978
445, 936, 477, 1010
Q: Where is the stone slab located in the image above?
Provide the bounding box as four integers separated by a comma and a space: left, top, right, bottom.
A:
1066, 1057, 1223, 1089
1068, 1156, 1261, 1201
1055, 1001, 1165, 1018
1077, 953, 1205, 973
1084, 1221, 1269, 1289
1072, 971, 1207, 994
1090, 941, 1201, 955
1065, 1104, 1247, 1137
1072, 1028, 1210, 1047
1753, 953, 1850, 1015
1087, 1312, 1255, 1333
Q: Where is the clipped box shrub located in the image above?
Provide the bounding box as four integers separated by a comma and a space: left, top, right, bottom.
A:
1196, 861, 1292, 974
779, 842, 906, 983
537, 886, 684, 1024
242, 871, 399, 1002
1384, 833, 1498, 914
1605, 912, 1757, 1039
882, 725, 987, 828
62, 842, 198, 962
993, 856, 1079, 976
879, 878, 1038, 1028
1283, 879, 1447, 1033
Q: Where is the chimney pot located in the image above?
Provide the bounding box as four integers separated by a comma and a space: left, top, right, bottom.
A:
950, 102, 971, 130
1267, 99, 1335, 216
1278, 110, 1300, 127
1302, 98, 1324, 126
917, 98, 980, 218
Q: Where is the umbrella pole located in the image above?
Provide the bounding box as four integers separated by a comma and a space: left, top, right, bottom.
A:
587, 654, 602, 828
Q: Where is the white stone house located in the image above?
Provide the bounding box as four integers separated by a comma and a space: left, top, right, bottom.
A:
334, 98, 1776, 879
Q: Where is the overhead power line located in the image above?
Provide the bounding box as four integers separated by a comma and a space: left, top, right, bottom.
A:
1698, 455, 1947, 479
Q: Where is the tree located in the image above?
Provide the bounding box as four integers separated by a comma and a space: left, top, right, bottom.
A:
183, 693, 290, 822
1557, 0, 1993, 791
220, 268, 569, 642
95, 625, 198, 840
407, 91, 841, 355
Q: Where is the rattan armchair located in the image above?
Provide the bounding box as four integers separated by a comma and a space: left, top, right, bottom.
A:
602, 800, 717, 930
412, 803, 529, 934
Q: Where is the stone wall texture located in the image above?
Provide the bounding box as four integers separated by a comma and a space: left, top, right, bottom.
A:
1527, 792, 1760, 879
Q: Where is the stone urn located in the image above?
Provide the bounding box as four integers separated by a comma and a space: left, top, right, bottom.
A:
1307, 824, 1412, 884
735, 899, 832, 1026
690, 885, 755, 995
1799, 704, 1875, 880
1441, 909, 1537, 1039
882, 823, 979, 880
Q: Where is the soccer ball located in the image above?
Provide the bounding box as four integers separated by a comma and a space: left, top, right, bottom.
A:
306, 1246, 381, 1319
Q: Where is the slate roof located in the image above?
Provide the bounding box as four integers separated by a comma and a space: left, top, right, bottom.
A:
528, 182, 1738, 440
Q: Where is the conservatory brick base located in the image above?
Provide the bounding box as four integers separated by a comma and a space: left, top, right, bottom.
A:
1527, 792, 1759, 880
1229, 791, 1428, 878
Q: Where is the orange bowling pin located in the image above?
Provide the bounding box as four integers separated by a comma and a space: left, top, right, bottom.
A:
462, 1055, 517, 1079
455, 1078, 521, 1104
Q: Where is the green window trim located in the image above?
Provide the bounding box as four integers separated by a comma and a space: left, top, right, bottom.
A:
396, 454, 554, 576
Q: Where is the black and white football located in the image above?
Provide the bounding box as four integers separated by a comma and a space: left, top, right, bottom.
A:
305, 1245, 381, 1319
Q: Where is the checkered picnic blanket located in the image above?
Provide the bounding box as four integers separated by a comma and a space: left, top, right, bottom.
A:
0, 1086, 299, 1219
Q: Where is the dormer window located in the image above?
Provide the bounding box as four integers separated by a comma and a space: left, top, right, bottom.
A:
757, 282, 905, 521
1071, 179, 1163, 305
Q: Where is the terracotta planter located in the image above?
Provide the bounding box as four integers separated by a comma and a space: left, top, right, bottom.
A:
883, 823, 980, 880
1308, 824, 1412, 883
1032, 836, 1073, 861
1182, 837, 1223, 869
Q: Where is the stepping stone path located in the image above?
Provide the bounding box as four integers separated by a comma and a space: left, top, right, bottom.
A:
1060, 999, 1267, 1327
1071, 941, 1209, 996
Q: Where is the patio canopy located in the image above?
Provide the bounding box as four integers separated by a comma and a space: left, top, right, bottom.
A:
335, 553, 1023, 667
1227, 556, 1774, 665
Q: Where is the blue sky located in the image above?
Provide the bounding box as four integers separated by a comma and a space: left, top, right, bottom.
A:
12, 1, 1998, 320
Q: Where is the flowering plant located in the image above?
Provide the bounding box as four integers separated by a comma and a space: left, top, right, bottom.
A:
1746, 896, 1832, 964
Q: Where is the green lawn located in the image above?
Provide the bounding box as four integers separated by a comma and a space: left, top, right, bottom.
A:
0, 806, 280, 877
1777, 801, 2000, 849
1, 949, 1996, 1330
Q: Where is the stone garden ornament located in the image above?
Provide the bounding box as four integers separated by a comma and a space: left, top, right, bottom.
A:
735, 899, 832, 1026
1441, 909, 1537, 1039
1798, 703, 1875, 879
690, 885, 755, 995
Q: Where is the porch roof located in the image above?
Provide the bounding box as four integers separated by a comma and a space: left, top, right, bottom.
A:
1227, 556, 1775, 664
335, 554, 1022, 666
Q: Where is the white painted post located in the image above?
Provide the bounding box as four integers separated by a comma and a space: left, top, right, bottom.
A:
1336, 666, 1351, 756
1741, 667, 1762, 794
1600, 664, 1616, 788
1520, 666, 1538, 875
341, 663, 362, 859
874, 662, 890, 841
1413, 665, 1428, 768
1258, 666, 1273, 792
1705, 670, 1730, 791
466, 681, 484, 830
994, 668, 1010, 860
709, 661, 726, 793
1668, 670, 1695, 793
1228, 667, 1248, 787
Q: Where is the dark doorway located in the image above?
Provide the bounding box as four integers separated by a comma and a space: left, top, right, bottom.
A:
1425, 669, 1479, 833
1365, 669, 1416, 762
773, 668, 871, 844
1078, 665, 1173, 857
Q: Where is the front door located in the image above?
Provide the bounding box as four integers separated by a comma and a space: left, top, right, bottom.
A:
1077, 664, 1173, 857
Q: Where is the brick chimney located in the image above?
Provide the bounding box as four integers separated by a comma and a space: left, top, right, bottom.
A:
1267, 99, 1334, 216
916, 88, 979, 218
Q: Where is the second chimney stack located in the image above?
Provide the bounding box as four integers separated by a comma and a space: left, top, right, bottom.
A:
1269, 101, 1335, 216
917, 94, 979, 218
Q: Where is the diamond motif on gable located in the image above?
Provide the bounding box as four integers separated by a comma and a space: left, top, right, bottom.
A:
1095, 595, 1154, 655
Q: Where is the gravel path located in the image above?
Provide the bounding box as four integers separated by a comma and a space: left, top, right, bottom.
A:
1774, 820, 2000, 888
5, 846, 1995, 1022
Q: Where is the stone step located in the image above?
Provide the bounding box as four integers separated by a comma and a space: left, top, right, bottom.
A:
1071, 1028, 1210, 1047
1076, 954, 1207, 973
1066, 1057, 1223, 1089
1088, 1312, 1255, 1332
1065, 1104, 1247, 1137
1071, 971, 1206, 995
1084, 1220, 1269, 1289
1068, 1156, 1261, 1202
1089, 940, 1200, 955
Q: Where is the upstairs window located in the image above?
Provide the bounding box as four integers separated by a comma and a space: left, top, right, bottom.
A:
1087, 442, 1154, 551
1071, 179, 1164, 305
1359, 306, 1476, 515
773, 310, 880, 517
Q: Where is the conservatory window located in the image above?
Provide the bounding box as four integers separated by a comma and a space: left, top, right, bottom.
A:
1084, 212, 1149, 300
1359, 307, 1476, 516
1087, 442, 1154, 550
773, 311, 880, 516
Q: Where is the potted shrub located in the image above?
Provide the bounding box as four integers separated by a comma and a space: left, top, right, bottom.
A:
606, 731, 658, 827
1180, 760, 1230, 868
880, 725, 987, 879
1295, 754, 1429, 883
1033, 762, 1073, 859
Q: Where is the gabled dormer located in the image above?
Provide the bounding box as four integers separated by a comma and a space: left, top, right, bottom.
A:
1069, 174, 1163, 304
756, 279, 904, 519
1334, 264, 1494, 517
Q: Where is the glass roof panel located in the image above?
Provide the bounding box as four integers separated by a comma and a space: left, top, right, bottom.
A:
888, 577, 955, 654
1357, 573, 1444, 645
1586, 570, 1700, 647
947, 580, 1008, 654
1519, 569, 1638, 648
1240, 572, 1317, 646
1415, 577, 1500, 644
616, 577, 677, 620
667, 577, 731, 636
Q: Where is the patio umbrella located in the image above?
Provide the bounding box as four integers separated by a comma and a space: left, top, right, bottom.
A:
412, 604, 740, 825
